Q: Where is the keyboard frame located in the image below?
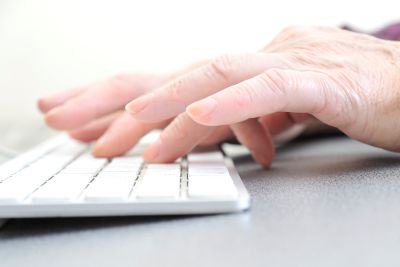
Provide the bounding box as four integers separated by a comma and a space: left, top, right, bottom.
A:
0, 135, 250, 218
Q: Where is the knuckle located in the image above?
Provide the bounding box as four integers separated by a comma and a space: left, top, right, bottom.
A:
109, 74, 130, 88
318, 91, 351, 129
166, 78, 186, 101
285, 51, 311, 66
311, 85, 331, 116
376, 43, 400, 63
208, 54, 241, 83
280, 25, 308, 38
312, 72, 360, 129
260, 69, 288, 97
270, 26, 311, 51
231, 83, 255, 109
107, 73, 134, 94
281, 25, 299, 34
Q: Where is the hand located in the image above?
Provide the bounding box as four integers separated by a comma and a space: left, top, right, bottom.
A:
38, 73, 171, 157
38, 62, 238, 157
126, 26, 400, 165
39, 70, 309, 166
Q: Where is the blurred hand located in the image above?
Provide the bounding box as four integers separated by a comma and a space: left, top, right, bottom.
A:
38, 61, 243, 157
124, 26, 400, 165
38, 73, 173, 157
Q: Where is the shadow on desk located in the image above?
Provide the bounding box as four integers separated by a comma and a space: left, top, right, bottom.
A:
234, 136, 400, 181
0, 213, 223, 240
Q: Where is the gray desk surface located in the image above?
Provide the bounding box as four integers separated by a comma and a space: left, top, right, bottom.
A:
1, 135, 400, 267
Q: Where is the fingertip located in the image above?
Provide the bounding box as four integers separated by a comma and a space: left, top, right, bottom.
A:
92, 130, 135, 159
259, 160, 272, 169
44, 107, 72, 130
44, 105, 87, 130
125, 96, 150, 116
37, 97, 52, 113
68, 130, 101, 143
142, 141, 161, 162
253, 150, 274, 168
187, 98, 217, 118
91, 144, 107, 158
142, 139, 179, 163
186, 100, 218, 126
68, 131, 89, 142
91, 139, 115, 158
44, 109, 61, 129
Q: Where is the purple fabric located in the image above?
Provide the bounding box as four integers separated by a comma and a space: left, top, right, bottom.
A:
342, 22, 400, 41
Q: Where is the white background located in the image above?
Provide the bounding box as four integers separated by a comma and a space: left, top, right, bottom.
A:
0, 0, 398, 125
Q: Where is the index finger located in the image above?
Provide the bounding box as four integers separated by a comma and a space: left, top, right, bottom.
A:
126, 53, 287, 122
38, 86, 86, 113
44, 74, 165, 130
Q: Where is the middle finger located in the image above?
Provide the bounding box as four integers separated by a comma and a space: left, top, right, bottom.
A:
126, 53, 287, 122
143, 113, 216, 163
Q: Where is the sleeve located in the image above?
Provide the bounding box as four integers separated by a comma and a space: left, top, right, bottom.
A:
342, 22, 400, 41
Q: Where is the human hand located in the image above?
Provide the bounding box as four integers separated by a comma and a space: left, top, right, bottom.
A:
126, 26, 400, 165
38, 61, 241, 157
38, 73, 171, 157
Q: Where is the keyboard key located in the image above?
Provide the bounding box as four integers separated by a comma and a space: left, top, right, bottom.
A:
133, 174, 181, 199
187, 152, 225, 163
61, 168, 101, 174
27, 162, 66, 175
83, 174, 137, 202
67, 155, 108, 168
11, 167, 55, 183
60, 154, 107, 174
102, 157, 142, 172
52, 142, 87, 156
188, 163, 230, 176
111, 156, 143, 164
140, 164, 180, 177
102, 164, 141, 173
146, 164, 180, 170
0, 161, 29, 183
30, 174, 93, 203
0, 175, 49, 204
188, 175, 237, 198
0, 136, 68, 182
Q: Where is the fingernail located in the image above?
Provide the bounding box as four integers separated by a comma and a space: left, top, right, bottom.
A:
126, 96, 150, 115
46, 107, 59, 117
253, 152, 272, 168
91, 138, 108, 156
37, 98, 48, 112
143, 139, 161, 161
44, 107, 61, 126
94, 133, 109, 148
187, 98, 217, 118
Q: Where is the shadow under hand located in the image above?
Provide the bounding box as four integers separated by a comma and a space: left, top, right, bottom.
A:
233, 136, 400, 180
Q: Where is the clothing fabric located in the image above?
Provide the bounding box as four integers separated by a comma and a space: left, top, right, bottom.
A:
342, 22, 400, 41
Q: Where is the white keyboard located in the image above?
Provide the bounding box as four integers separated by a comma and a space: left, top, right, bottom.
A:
0, 132, 250, 218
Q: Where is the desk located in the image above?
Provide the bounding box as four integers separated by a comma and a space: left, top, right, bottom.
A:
1, 136, 400, 266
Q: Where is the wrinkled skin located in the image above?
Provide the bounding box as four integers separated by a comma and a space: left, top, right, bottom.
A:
39, 26, 400, 167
